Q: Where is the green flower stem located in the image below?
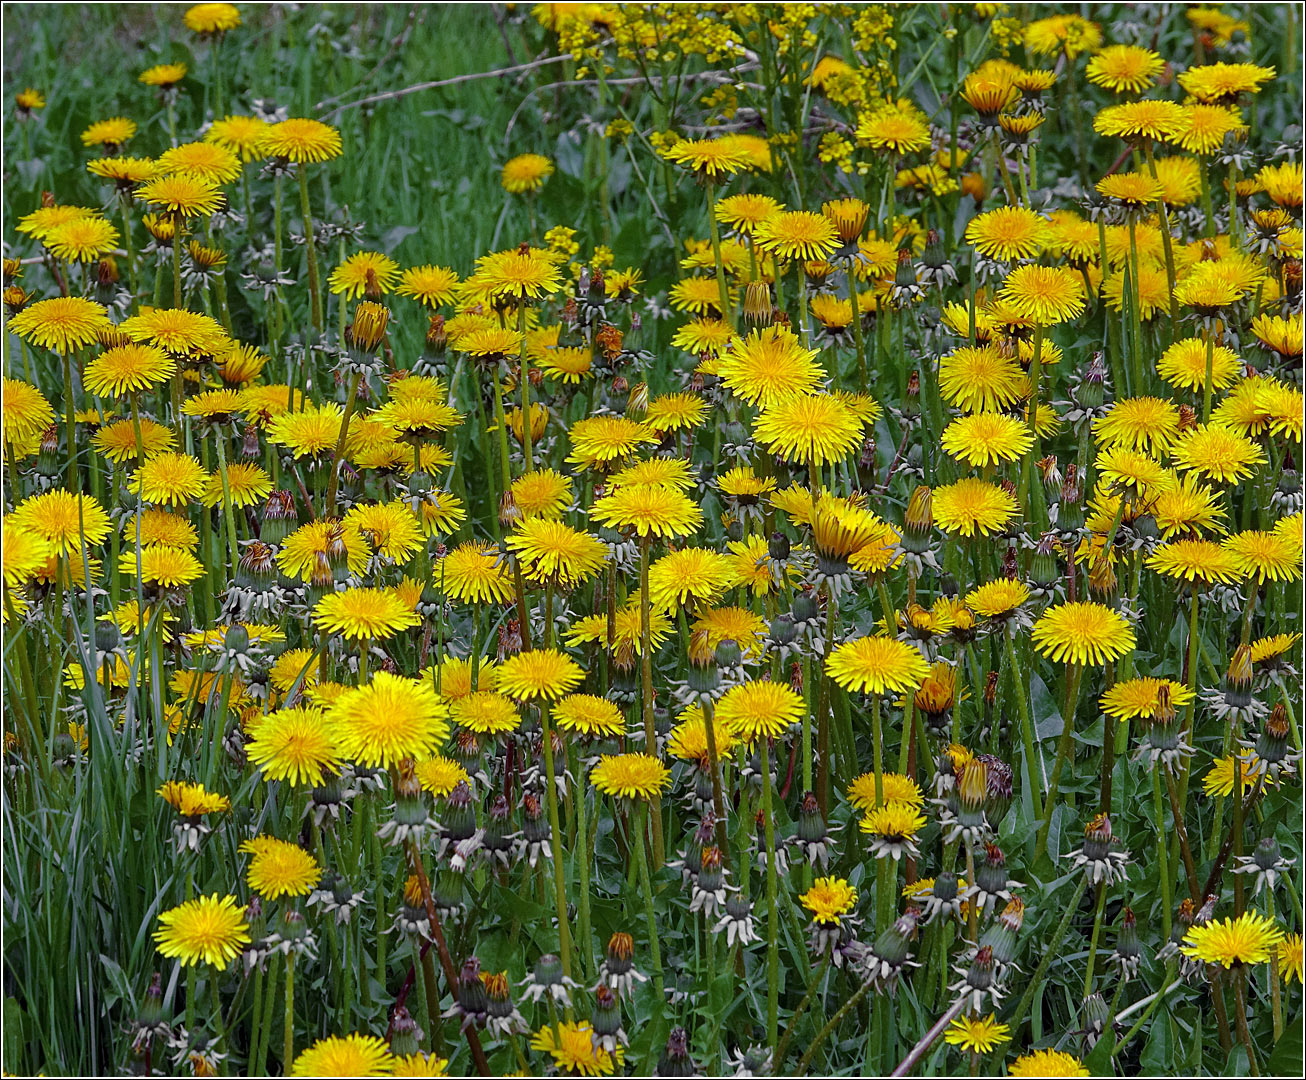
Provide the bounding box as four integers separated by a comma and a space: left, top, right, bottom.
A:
574, 755, 594, 981
1233, 966, 1260, 1076
638, 533, 665, 866
61, 351, 78, 488
1141, 140, 1179, 342
490, 362, 513, 496
1151, 769, 1173, 941
1018, 323, 1044, 518
324, 370, 362, 518
1004, 631, 1043, 821
1034, 662, 1084, 861
760, 736, 780, 1059
632, 800, 665, 1016
1082, 880, 1109, 999
212, 434, 241, 580
298, 166, 324, 333
774, 954, 831, 1070
705, 177, 735, 328
1201, 332, 1217, 423
283, 951, 295, 1070
518, 304, 533, 473
793, 976, 875, 1076
540, 700, 574, 978
702, 697, 731, 864
253, 952, 279, 1076
1001, 874, 1090, 1046
848, 267, 867, 393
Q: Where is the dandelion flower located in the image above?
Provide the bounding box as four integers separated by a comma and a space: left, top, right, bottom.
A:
290, 1034, 394, 1078
1171, 424, 1266, 485
714, 680, 803, 743
1223, 530, 1303, 584
1100, 678, 1195, 721
313, 587, 421, 641
964, 206, 1049, 262
941, 412, 1033, 468
439, 542, 514, 605
329, 250, 399, 299
826, 636, 931, 695
1009, 1049, 1090, 1077
242, 836, 321, 900
506, 519, 607, 588
154, 894, 250, 968
590, 753, 671, 800
11, 490, 112, 555
8, 296, 112, 355
1182, 911, 1285, 968
590, 484, 702, 538
246, 705, 340, 786
937, 345, 1026, 413
1086, 44, 1163, 94
931, 478, 1018, 537
501, 153, 554, 193
496, 648, 584, 702
998, 265, 1085, 324
264, 118, 343, 163
327, 672, 450, 766
554, 694, 626, 739
716, 326, 825, 408
800, 877, 858, 925
754, 393, 862, 467
1031, 602, 1136, 666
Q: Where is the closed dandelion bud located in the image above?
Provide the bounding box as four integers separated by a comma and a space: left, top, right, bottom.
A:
1039, 456, 1063, 500
743, 281, 772, 325
977, 897, 1022, 965
1284, 258, 1302, 298
389, 1005, 423, 1057
959, 758, 988, 810
1224, 645, 1254, 708
499, 490, 521, 530
523, 793, 549, 847
275, 908, 311, 950
1087, 550, 1117, 600
442, 781, 477, 843
859, 435, 877, 471
588, 268, 606, 301
770, 612, 797, 646
456, 957, 489, 1023
922, 229, 947, 270
1077, 353, 1106, 411
976, 843, 1009, 895
792, 591, 819, 625
764, 533, 791, 567
605, 932, 636, 982
1255, 703, 1291, 768
984, 670, 999, 706
1030, 531, 1060, 587
872, 908, 919, 968
1252, 836, 1283, 873
433, 865, 465, 914
484, 794, 515, 861
894, 248, 916, 289
96, 257, 120, 288
96, 619, 123, 657
726, 517, 744, 542
36, 426, 61, 478
693, 761, 716, 804
981, 755, 1013, 822
483, 970, 518, 1024
902, 371, 921, 418
611, 374, 628, 397
797, 790, 827, 844
965, 943, 998, 994
534, 953, 566, 992
657, 1026, 695, 1078
901, 485, 934, 553
1081, 992, 1111, 1047
1116, 906, 1141, 966
350, 300, 389, 352
715, 638, 742, 669
424, 314, 447, 355
590, 984, 626, 1052
933, 871, 960, 903
259, 490, 297, 544
138, 972, 166, 1029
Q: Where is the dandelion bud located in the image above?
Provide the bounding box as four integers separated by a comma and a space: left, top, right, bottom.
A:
922, 228, 946, 270
657, 1026, 695, 1078
1081, 992, 1111, 1048
1086, 550, 1117, 600
977, 896, 1023, 965
871, 907, 918, 968
958, 758, 988, 809
3, 284, 28, 314
1030, 530, 1060, 587
441, 781, 477, 844
424, 313, 447, 355
902, 371, 921, 418
743, 281, 772, 325
1255, 703, 1292, 769
976, 843, 1009, 896
349, 301, 389, 352
901, 485, 933, 553
715, 638, 742, 668
982, 754, 1013, 822
498, 490, 521, 530
1223, 645, 1255, 708
259, 490, 297, 545
588, 267, 606, 300
388, 1004, 423, 1057
984, 670, 999, 706
767, 530, 791, 562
